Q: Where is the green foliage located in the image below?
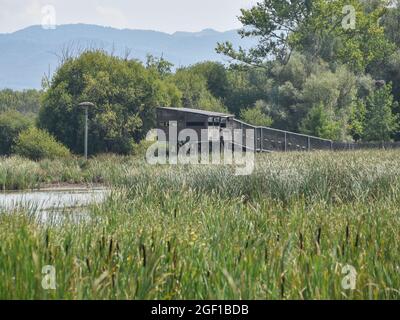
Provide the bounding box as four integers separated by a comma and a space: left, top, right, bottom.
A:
240, 100, 273, 127
336, 0, 395, 73
382, 1, 400, 48
363, 83, 398, 141
39, 50, 182, 155
372, 50, 400, 103
349, 101, 367, 141
229, 53, 358, 137
0, 110, 33, 155
172, 67, 227, 113
300, 103, 342, 140
189, 62, 230, 99
146, 54, 174, 78
217, 0, 312, 65
0, 89, 42, 114
217, 0, 394, 73
13, 127, 71, 161
130, 139, 156, 158
224, 66, 272, 117
216, 0, 400, 142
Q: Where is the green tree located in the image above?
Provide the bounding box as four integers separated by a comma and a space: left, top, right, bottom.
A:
224, 66, 272, 117
363, 83, 398, 141
217, 0, 394, 73
0, 110, 33, 155
300, 103, 342, 140
382, 1, 400, 47
240, 100, 273, 127
146, 54, 174, 79
189, 62, 229, 99
217, 0, 314, 65
172, 68, 227, 113
349, 101, 367, 141
244, 53, 358, 136
39, 50, 181, 155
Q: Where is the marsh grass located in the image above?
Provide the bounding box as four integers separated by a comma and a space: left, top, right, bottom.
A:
0, 155, 134, 190
0, 150, 400, 299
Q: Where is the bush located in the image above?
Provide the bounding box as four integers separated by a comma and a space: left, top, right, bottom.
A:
240, 101, 273, 127
0, 110, 33, 155
13, 127, 71, 161
131, 140, 156, 158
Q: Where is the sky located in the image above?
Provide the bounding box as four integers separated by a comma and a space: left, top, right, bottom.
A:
0, 0, 256, 34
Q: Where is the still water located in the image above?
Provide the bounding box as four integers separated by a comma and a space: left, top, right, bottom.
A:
0, 187, 110, 223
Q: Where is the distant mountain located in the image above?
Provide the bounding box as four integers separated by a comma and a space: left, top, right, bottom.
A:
0, 24, 256, 90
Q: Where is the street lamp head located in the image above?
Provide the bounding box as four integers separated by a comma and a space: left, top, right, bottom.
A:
78, 102, 95, 108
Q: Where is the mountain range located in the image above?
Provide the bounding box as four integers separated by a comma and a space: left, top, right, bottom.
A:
0, 24, 256, 90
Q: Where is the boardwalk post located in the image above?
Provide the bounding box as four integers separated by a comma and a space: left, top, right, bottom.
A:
308, 136, 311, 152
260, 127, 264, 152
255, 127, 257, 152
241, 122, 244, 149
284, 132, 287, 152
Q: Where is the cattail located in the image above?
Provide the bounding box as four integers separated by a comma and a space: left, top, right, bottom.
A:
264, 247, 268, 262
355, 233, 360, 248
317, 227, 322, 246
140, 244, 147, 267
280, 274, 285, 298
45, 231, 49, 248
173, 250, 177, 268
115, 241, 120, 254
299, 232, 304, 250
100, 235, 105, 252
108, 238, 113, 259
86, 257, 91, 272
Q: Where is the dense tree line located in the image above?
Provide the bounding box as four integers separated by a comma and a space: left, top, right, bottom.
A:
217, 0, 400, 141
0, 89, 41, 114
1, 0, 400, 156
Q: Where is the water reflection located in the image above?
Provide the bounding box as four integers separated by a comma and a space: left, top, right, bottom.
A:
0, 187, 109, 223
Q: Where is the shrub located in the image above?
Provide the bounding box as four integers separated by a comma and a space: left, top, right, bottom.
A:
240, 100, 273, 127
13, 127, 71, 161
131, 140, 157, 158
0, 110, 33, 155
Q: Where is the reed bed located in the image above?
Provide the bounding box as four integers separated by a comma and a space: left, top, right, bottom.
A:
0, 150, 399, 299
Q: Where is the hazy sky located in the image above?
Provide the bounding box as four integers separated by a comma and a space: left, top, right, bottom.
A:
0, 0, 256, 34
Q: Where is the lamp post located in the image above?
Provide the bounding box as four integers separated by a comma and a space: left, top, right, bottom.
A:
78, 102, 95, 160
